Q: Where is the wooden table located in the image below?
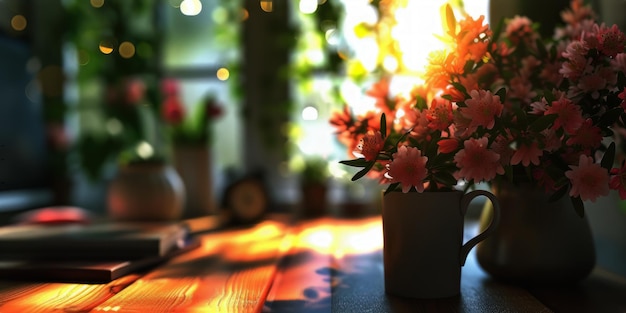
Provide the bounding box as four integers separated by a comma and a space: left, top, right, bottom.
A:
0, 215, 625, 312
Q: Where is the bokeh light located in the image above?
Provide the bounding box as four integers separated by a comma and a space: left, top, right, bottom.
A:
180, 0, 202, 16
299, 0, 318, 14
99, 39, 115, 54
212, 6, 228, 24
136, 42, 153, 58
216, 67, 230, 81
90, 0, 105, 8
77, 50, 90, 65
136, 141, 155, 159
119, 41, 136, 59
106, 118, 123, 136
301, 106, 318, 121
260, 0, 273, 12
11, 15, 27, 31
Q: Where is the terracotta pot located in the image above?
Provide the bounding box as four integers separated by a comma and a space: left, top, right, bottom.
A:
476, 181, 596, 285
173, 145, 216, 218
382, 190, 500, 299
107, 162, 185, 221
300, 182, 327, 218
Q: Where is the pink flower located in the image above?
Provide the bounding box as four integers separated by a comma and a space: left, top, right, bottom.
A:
545, 97, 584, 135
541, 129, 563, 152
533, 166, 558, 193
385, 146, 428, 193
509, 75, 536, 104
454, 137, 504, 182
529, 98, 548, 114
530, 98, 548, 115
565, 155, 609, 202
577, 70, 609, 98
566, 119, 602, 149
560, 0, 595, 25
124, 78, 146, 105
426, 98, 454, 131
560, 41, 590, 81
491, 134, 514, 167
438, 138, 459, 154
460, 90, 503, 130
610, 162, 626, 199
396, 105, 430, 139
505, 15, 536, 46
597, 24, 625, 57
161, 78, 180, 97
162, 96, 185, 124
511, 142, 543, 166
353, 131, 385, 161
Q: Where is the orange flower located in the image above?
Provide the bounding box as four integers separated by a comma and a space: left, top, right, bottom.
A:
354, 131, 385, 161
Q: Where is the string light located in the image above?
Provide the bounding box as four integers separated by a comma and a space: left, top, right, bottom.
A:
180, 0, 202, 16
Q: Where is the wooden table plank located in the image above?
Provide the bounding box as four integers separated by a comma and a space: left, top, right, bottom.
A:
262, 218, 340, 312
93, 220, 290, 313
0, 274, 141, 312
264, 216, 554, 313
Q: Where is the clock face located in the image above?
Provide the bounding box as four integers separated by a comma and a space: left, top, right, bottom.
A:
229, 180, 267, 222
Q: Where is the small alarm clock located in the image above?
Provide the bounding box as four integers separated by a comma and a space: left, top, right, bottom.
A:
221, 170, 270, 225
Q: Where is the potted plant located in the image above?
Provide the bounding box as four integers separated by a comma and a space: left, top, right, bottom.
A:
161, 79, 224, 218
299, 156, 330, 218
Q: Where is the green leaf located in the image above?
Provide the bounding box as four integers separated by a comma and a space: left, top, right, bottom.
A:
599, 108, 624, 127
495, 87, 507, 103
380, 113, 387, 139
529, 114, 557, 132
351, 161, 375, 181
384, 182, 400, 195
463, 60, 476, 74
549, 185, 568, 202
601, 142, 616, 171
443, 4, 456, 36
571, 196, 585, 218
535, 38, 548, 59
339, 158, 369, 167
415, 96, 428, 110
451, 82, 468, 95
433, 171, 458, 187
618, 71, 626, 87
491, 18, 504, 45
511, 104, 528, 129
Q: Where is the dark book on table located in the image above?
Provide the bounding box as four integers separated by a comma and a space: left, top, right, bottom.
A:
0, 222, 191, 261
0, 236, 201, 283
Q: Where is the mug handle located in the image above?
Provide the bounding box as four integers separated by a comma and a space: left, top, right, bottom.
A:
459, 190, 501, 266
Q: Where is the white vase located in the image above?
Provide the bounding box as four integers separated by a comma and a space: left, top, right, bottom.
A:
173, 145, 216, 218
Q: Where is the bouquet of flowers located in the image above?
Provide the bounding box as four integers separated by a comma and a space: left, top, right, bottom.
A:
331, 0, 626, 215
161, 79, 224, 146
